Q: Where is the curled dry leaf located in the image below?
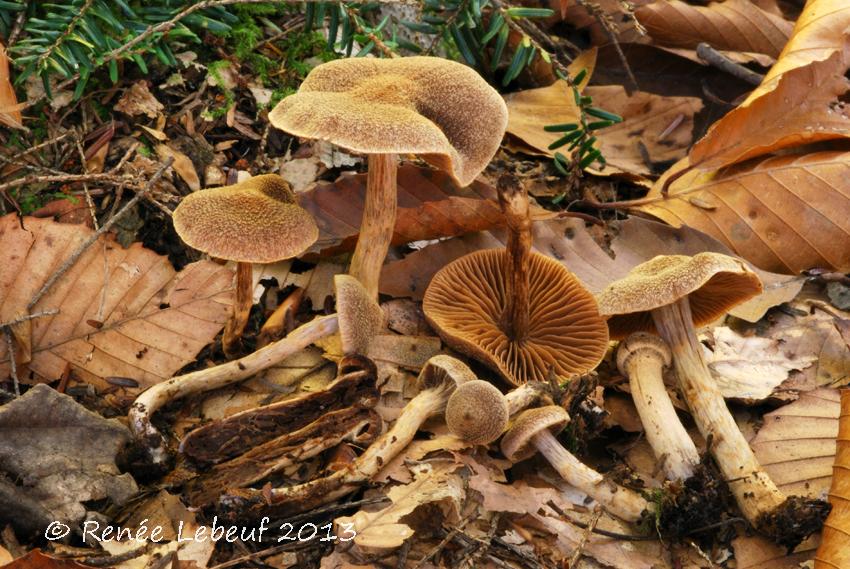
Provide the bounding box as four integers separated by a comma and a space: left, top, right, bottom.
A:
505, 82, 702, 178
0, 41, 23, 130
335, 462, 464, 551
635, 0, 793, 57
155, 144, 201, 191
113, 81, 164, 119
0, 215, 233, 392
0, 385, 138, 535
814, 389, 850, 568
639, 151, 850, 273
750, 389, 840, 499
705, 326, 816, 401
688, 0, 850, 171
298, 165, 554, 255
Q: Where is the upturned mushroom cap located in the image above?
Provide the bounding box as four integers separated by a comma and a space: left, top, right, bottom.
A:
501, 406, 569, 462
173, 174, 318, 263
446, 380, 509, 445
423, 250, 609, 385
416, 354, 477, 391
268, 57, 508, 187
616, 332, 672, 375
335, 275, 384, 356
596, 252, 763, 339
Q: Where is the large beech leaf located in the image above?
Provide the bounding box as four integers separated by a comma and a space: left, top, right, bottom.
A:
688, 0, 850, 170
750, 388, 840, 499
0, 215, 233, 391
298, 165, 552, 255
635, 0, 793, 57
638, 151, 850, 273
505, 83, 702, 178
815, 390, 850, 568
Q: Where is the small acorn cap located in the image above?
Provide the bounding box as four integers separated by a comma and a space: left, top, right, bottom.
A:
446, 380, 509, 445
416, 355, 477, 392
596, 252, 763, 339
423, 249, 609, 385
268, 57, 508, 187
173, 174, 318, 263
616, 332, 672, 375
501, 406, 569, 462
334, 274, 384, 356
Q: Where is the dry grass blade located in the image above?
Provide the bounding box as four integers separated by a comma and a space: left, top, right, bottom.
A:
0, 215, 233, 392
639, 151, 850, 273
688, 0, 850, 170
814, 389, 850, 568
635, 0, 793, 57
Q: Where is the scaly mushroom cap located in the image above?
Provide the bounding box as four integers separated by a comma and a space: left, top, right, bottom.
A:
417, 354, 477, 391
501, 406, 569, 462
616, 332, 672, 375
173, 175, 318, 263
446, 380, 509, 445
423, 250, 609, 386
268, 57, 508, 187
596, 252, 763, 339
335, 275, 384, 356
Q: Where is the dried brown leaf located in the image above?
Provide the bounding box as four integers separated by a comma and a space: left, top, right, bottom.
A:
0, 215, 233, 391
156, 144, 201, 191
639, 151, 850, 273
733, 535, 818, 569
0, 551, 99, 569
636, 0, 793, 57
814, 389, 850, 568
113, 81, 163, 119
0, 42, 23, 130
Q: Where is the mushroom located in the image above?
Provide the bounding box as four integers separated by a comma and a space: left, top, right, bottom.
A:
447, 380, 553, 445
269, 56, 508, 300
423, 174, 608, 385
222, 354, 475, 515
335, 274, 384, 356
502, 406, 650, 522
616, 332, 699, 482
172, 174, 318, 356
597, 253, 828, 543
446, 380, 509, 445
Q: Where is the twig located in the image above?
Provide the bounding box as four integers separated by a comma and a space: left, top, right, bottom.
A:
26, 157, 174, 311
415, 514, 474, 568
7, 4, 28, 47
697, 42, 765, 86
82, 544, 151, 567
344, 6, 397, 58
576, 0, 640, 91
3, 329, 19, 396
34, 0, 95, 74
568, 506, 602, 568
0, 173, 141, 195
0, 310, 59, 328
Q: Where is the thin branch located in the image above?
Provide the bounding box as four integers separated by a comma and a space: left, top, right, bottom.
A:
3, 329, 19, 397
697, 42, 764, 86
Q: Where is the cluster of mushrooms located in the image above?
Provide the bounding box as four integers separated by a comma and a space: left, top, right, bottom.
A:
129, 56, 827, 546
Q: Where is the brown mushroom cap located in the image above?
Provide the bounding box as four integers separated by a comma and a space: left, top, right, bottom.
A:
417, 355, 477, 391
335, 275, 384, 356
616, 332, 672, 375
596, 253, 763, 339
173, 175, 318, 263
446, 380, 509, 445
268, 57, 508, 187
501, 406, 569, 462
423, 250, 609, 385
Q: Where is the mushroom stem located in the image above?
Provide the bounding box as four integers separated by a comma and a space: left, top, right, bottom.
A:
497, 174, 531, 341
619, 334, 700, 481
349, 153, 398, 300
505, 381, 551, 416
130, 314, 339, 465
222, 261, 253, 357
532, 428, 649, 522
651, 298, 785, 524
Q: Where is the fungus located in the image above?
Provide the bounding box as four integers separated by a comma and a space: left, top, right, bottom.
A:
501, 406, 649, 522
172, 174, 318, 356
616, 332, 699, 481
335, 274, 384, 356
223, 355, 474, 515
446, 381, 552, 445
423, 174, 608, 385
269, 56, 508, 299
446, 380, 509, 445
597, 253, 828, 544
